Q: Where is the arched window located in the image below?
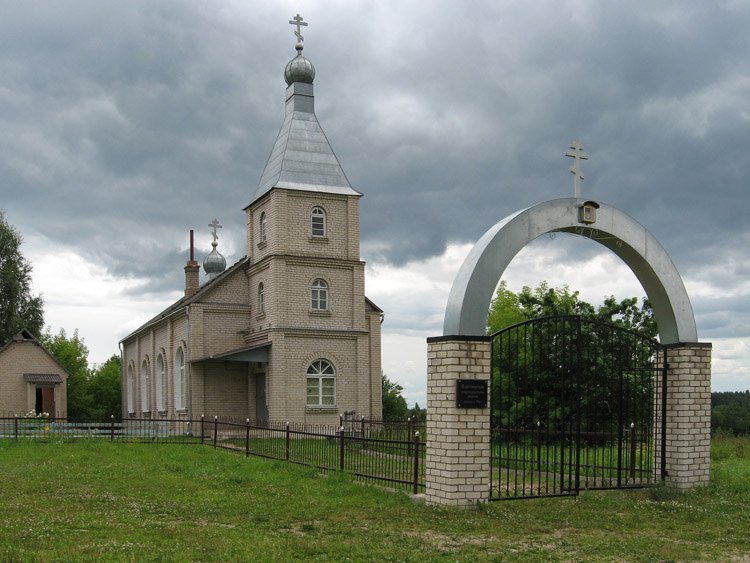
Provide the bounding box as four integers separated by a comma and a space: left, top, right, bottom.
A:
311, 206, 326, 237
156, 354, 166, 412
259, 211, 267, 242
306, 359, 335, 407
127, 365, 135, 414
175, 347, 186, 410
140, 358, 150, 413
258, 282, 265, 314
311, 278, 328, 310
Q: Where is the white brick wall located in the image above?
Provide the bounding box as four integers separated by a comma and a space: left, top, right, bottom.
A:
425, 337, 491, 506
122, 186, 382, 423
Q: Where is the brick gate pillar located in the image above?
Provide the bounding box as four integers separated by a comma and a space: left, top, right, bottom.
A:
663, 343, 712, 489
425, 336, 491, 506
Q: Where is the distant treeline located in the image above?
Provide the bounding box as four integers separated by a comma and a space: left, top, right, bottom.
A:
712, 391, 750, 436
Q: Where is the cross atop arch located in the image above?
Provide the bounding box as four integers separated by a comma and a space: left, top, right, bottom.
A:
565, 140, 589, 198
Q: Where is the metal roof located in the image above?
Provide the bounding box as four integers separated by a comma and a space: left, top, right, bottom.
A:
24, 374, 63, 384
248, 72, 361, 208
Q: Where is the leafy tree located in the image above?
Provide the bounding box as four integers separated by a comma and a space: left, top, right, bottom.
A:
408, 402, 426, 425
712, 391, 750, 436
382, 373, 409, 422
41, 328, 94, 419
0, 211, 44, 342
88, 355, 122, 420
487, 281, 659, 443
487, 280, 656, 336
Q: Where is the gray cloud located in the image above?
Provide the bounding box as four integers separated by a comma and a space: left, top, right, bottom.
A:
1, 1, 749, 355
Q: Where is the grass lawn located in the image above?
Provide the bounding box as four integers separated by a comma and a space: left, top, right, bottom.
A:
0, 437, 748, 561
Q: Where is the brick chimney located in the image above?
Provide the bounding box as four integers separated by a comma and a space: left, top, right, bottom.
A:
184, 229, 200, 298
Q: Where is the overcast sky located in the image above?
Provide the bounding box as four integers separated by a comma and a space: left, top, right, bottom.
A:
2, 1, 748, 406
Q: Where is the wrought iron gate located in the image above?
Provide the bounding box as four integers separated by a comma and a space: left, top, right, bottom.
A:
490, 316, 666, 500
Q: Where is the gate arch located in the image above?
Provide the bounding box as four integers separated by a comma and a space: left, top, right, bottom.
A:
443, 198, 697, 344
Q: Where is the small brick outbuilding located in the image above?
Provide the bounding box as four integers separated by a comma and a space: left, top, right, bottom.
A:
0, 329, 69, 418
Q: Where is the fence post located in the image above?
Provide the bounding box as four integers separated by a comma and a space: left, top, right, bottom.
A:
14, 416, 18, 440
200, 415, 205, 444
413, 431, 421, 495
407, 417, 414, 457
361, 415, 365, 439
110, 414, 115, 442
630, 422, 637, 480
339, 426, 345, 471
245, 418, 250, 458
213, 415, 218, 448
285, 422, 290, 461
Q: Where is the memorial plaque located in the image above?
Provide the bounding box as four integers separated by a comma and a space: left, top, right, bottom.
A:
456, 379, 487, 408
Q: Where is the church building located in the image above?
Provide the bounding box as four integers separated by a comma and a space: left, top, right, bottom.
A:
121, 19, 383, 425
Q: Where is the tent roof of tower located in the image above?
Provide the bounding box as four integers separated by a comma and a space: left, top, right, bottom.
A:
246, 43, 360, 209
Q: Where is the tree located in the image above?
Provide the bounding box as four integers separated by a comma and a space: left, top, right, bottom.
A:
0, 211, 44, 342
408, 402, 426, 424
712, 391, 750, 436
487, 280, 655, 336
88, 355, 122, 420
487, 281, 659, 439
382, 373, 409, 422
41, 328, 94, 419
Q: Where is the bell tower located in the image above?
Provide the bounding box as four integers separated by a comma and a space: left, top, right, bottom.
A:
241, 15, 381, 424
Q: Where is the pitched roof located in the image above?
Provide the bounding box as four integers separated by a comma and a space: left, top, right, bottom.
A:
0, 330, 71, 377
120, 256, 249, 343
247, 80, 361, 209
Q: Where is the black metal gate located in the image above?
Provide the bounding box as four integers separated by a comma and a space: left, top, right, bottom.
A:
490, 316, 666, 500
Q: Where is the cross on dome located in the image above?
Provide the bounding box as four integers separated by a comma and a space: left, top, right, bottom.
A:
208, 218, 223, 243
565, 140, 589, 198
289, 13, 308, 45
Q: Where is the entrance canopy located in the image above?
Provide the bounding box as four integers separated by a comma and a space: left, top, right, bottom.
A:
193, 343, 270, 364
443, 198, 697, 344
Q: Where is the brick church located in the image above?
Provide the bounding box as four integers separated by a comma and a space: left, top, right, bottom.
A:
121, 21, 383, 425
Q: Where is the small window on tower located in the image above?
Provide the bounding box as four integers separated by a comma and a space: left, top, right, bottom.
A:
259, 212, 267, 242
311, 278, 328, 310
258, 282, 265, 314
311, 206, 326, 237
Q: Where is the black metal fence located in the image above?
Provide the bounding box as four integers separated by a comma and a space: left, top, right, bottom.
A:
0, 415, 425, 494
490, 316, 666, 500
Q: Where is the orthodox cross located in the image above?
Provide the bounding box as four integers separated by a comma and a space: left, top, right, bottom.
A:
208, 218, 222, 243
289, 13, 308, 44
565, 140, 589, 198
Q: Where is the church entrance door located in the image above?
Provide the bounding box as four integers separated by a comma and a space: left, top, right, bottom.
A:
255, 374, 268, 424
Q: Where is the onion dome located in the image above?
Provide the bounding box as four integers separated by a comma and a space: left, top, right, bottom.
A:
284, 44, 315, 85
203, 240, 226, 280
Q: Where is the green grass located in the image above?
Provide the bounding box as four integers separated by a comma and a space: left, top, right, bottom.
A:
1, 437, 749, 561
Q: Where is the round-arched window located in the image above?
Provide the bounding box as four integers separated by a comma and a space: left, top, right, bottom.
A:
311, 206, 326, 237
311, 278, 328, 310
306, 359, 335, 407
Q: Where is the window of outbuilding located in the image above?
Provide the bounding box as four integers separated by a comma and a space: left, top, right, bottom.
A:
306, 359, 335, 407
311, 278, 328, 310
311, 206, 326, 237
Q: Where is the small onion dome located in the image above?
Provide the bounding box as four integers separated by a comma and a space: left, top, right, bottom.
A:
203, 241, 226, 278
284, 44, 315, 85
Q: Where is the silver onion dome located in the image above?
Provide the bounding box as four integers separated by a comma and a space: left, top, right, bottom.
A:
284, 44, 315, 85
203, 240, 226, 280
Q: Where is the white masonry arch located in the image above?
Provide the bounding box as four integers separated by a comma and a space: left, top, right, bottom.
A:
443, 198, 697, 344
